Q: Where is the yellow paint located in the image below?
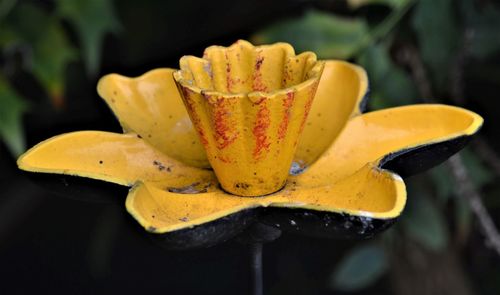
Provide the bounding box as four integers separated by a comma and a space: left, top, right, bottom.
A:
95, 59, 369, 175
174, 40, 325, 196
295, 60, 368, 167
294, 104, 484, 188
125, 104, 482, 233
16, 39, 484, 236
126, 181, 289, 233
97, 68, 210, 168
17, 131, 217, 189
278, 164, 406, 219
126, 163, 405, 233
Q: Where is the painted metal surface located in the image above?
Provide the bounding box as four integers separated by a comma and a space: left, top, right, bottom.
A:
18, 131, 216, 188
16, 40, 483, 238
97, 69, 210, 168
173, 40, 324, 196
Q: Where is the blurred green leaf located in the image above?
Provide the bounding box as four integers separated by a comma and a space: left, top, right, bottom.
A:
1, 3, 77, 107
460, 0, 500, 59
348, 0, 412, 9
429, 150, 492, 242
0, 0, 17, 21
412, 0, 459, 93
0, 3, 45, 45
57, 0, 120, 76
460, 148, 494, 188
329, 244, 388, 291
252, 10, 369, 59
429, 164, 454, 202
31, 21, 78, 107
454, 190, 472, 242
430, 148, 492, 201
0, 76, 29, 156
357, 44, 418, 109
402, 192, 449, 252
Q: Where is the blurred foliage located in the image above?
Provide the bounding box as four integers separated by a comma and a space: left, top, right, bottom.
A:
253, 10, 370, 59
412, 0, 458, 93
357, 43, 418, 108
461, 0, 500, 60
0, 75, 29, 156
1, 0, 499, 293
330, 243, 388, 291
0, 0, 119, 156
253, 0, 500, 292
402, 189, 450, 252
56, 0, 121, 76
348, 0, 411, 9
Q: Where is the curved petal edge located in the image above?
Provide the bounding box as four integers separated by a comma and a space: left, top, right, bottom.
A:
17, 131, 216, 188
97, 68, 210, 168
294, 60, 369, 167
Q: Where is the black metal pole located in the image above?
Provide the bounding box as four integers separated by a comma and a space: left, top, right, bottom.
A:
250, 242, 264, 295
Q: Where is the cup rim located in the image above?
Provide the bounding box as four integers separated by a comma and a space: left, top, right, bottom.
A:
173, 40, 325, 101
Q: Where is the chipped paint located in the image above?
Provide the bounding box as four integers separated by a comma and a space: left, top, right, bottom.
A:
300, 81, 319, 133
253, 98, 271, 159
211, 96, 238, 149
173, 40, 325, 196
252, 55, 266, 92
225, 52, 234, 92
278, 92, 295, 140
181, 87, 208, 146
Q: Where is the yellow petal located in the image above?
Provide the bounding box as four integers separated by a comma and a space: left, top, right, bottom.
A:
17, 131, 216, 188
97, 68, 210, 168
296, 104, 483, 188
269, 104, 482, 220
295, 60, 368, 167
126, 181, 288, 233
275, 163, 406, 219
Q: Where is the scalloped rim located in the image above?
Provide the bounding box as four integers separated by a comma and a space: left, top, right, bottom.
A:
173, 40, 325, 100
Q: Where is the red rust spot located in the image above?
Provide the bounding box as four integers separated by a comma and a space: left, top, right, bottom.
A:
278, 92, 295, 140
299, 82, 319, 133
252, 98, 271, 159
282, 63, 293, 87
218, 154, 232, 163
181, 87, 208, 146
252, 56, 267, 92
211, 95, 238, 149
255, 56, 264, 70
225, 52, 235, 92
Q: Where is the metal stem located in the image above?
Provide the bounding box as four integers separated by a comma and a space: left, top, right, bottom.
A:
250, 242, 264, 295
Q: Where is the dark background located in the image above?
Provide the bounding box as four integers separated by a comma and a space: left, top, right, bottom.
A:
1, 0, 500, 294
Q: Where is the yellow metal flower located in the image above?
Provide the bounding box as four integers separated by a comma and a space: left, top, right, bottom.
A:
17, 41, 482, 244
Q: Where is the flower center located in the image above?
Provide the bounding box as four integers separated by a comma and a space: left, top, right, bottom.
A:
173, 40, 324, 197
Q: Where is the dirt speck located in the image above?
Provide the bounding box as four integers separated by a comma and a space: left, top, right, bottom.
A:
153, 160, 171, 172
167, 182, 211, 194
235, 183, 251, 190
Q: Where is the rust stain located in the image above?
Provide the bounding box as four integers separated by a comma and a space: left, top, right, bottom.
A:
282, 63, 293, 87
225, 52, 235, 92
299, 82, 319, 133
181, 87, 208, 146
211, 96, 238, 149
253, 98, 271, 159
252, 56, 267, 92
218, 154, 232, 163
255, 56, 264, 70
278, 92, 295, 140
